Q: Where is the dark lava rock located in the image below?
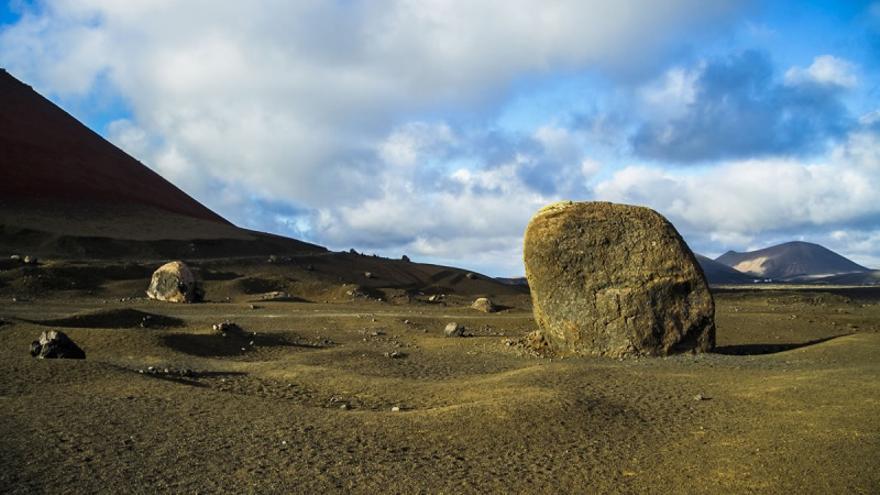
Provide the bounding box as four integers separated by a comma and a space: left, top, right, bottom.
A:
146, 261, 204, 303
523, 201, 715, 358
30, 330, 85, 359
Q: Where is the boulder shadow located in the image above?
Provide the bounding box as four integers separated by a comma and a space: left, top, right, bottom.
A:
30, 308, 185, 329
713, 334, 852, 356
140, 369, 247, 388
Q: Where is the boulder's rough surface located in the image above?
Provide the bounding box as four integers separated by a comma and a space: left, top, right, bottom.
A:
30, 330, 85, 359
146, 261, 203, 303
471, 297, 496, 313
523, 201, 714, 357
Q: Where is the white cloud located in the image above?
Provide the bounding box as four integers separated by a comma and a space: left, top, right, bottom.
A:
595, 125, 880, 256
378, 122, 457, 168
0, 1, 741, 208
639, 65, 700, 119
784, 55, 858, 88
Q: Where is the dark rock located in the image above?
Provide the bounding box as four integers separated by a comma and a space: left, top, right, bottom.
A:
401, 255, 411, 262
30, 330, 85, 359
465, 272, 477, 280
212, 320, 244, 336
523, 201, 715, 358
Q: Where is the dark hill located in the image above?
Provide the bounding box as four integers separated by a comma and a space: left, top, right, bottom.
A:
0, 68, 324, 258
715, 241, 869, 280
0, 68, 225, 224
695, 254, 753, 284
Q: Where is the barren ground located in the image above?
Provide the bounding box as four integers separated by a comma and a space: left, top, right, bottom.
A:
1, 260, 878, 494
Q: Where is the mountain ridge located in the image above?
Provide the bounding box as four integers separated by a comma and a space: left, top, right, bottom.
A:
715, 241, 869, 280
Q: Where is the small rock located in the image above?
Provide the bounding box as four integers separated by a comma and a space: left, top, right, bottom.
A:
471, 297, 496, 313
444, 322, 466, 337
29, 330, 85, 359
364, 272, 374, 279
385, 351, 405, 359
465, 272, 477, 280
693, 394, 710, 401
339, 404, 349, 410
391, 406, 401, 412
257, 291, 293, 301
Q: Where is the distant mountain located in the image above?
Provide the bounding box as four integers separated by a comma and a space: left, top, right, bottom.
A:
695, 254, 753, 284
496, 277, 528, 287
715, 241, 869, 280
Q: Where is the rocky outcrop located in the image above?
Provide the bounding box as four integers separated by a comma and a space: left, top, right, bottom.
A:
146, 261, 203, 303
523, 201, 714, 358
30, 330, 85, 359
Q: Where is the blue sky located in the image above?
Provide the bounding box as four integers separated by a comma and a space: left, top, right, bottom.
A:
1, 1, 879, 275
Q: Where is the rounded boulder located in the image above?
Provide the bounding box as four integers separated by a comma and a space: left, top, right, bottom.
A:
146, 261, 204, 303
523, 201, 714, 358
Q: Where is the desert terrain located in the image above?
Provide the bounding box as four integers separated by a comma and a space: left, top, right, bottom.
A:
1, 256, 879, 494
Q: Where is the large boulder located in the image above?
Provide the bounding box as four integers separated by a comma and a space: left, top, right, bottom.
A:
30, 330, 85, 359
523, 201, 714, 358
146, 261, 203, 303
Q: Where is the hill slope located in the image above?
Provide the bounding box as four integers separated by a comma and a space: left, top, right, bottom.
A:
715, 241, 869, 280
695, 254, 754, 284
0, 68, 225, 224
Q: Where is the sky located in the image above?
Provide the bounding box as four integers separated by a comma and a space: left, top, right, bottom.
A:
1, 0, 879, 276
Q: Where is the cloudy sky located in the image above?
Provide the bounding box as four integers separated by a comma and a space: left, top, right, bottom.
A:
2, 1, 879, 275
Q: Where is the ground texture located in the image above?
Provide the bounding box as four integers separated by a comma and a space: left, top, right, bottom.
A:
1, 261, 879, 494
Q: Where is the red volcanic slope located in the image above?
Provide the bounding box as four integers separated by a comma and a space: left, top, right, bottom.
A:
0, 69, 227, 224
